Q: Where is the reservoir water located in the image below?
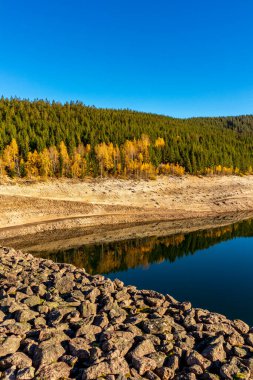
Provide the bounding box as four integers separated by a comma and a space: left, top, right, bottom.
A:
23, 218, 253, 325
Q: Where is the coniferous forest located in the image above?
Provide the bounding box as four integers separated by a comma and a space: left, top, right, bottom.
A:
1, 97, 253, 179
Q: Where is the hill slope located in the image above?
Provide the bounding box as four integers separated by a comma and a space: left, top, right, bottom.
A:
0, 98, 253, 176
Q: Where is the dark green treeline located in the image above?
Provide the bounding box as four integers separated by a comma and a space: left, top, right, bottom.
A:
1, 97, 253, 174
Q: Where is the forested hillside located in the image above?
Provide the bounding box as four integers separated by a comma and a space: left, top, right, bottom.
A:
0, 97, 253, 179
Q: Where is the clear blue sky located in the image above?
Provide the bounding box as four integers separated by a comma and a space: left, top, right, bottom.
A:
1, 0, 253, 117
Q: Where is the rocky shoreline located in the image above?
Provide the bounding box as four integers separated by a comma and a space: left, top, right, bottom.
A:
0, 247, 252, 380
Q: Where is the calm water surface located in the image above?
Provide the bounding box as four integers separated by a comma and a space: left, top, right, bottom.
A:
33, 218, 253, 325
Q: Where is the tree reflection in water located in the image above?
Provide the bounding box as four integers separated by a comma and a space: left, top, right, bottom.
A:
34, 218, 253, 275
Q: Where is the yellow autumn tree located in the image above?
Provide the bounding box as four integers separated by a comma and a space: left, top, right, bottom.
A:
123, 140, 137, 176
48, 146, 59, 176
0, 157, 5, 177
40, 148, 52, 178
2, 138, 19, 176
25, 151, 41, 178
136, 134, 150, 162
112, 145, 121, 174
123, 140, 137, 162
95, 142, 114, 177
123, 136, 153, 177
155, 137, 165, 148
59, 141, 70, 177
158, 163, 185, 176
71, 148, 87, 178
71, 152, 82, 178
140, 162, 156, 179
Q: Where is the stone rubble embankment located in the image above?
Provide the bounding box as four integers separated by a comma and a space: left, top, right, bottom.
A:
0, 247, 252, 380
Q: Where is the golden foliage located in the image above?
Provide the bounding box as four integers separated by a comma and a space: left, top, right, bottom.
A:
155, 137, 165, 148
158, 163, 185, 176
0, 135, 250, 180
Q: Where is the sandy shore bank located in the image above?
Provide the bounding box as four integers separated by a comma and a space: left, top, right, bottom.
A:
0, 176, 253, 241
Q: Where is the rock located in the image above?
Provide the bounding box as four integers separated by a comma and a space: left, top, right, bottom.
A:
220, 357, 251, 379
69, 289, 85, 301
35, 362, 71, 380
16, 367, 35, 379
23, 295, 42, 307
160, 342, 174, 355
233, 319, 250, 334
0, 310, 5, 322
227, 332, 244, 346
82, 358, 129, 379
189, 364, 203, 375
46, 309, 62, 324
89, 347, 102, 364
175, 374, 196, 380
54, 274, 75, 294
37, 327, 69, 343
93, 312, 109, 328
130, 339, 156, 358
1, 365, 17, 380
0, 352, 32, 370
184, 315, 197, 330
133, 355, 157, 375
165, 294, 178, 304
129, 367, 143, 379
180, 301, 192, 312
155, 366, 175, 379
141, 316, 173, 334
79, 301, 97, 317
199, 373, 220, 380
202, 339, 226, 362
233, 346, 248, 358
76, 323, 102, 338
145, 297, 164, 307
0, 335, 21, 357
165, 354, 179, 371
245, 333, 253, 347
59, 353, 78, 367
32, 339, 65, 368
114, 278, 124, 289
243, 358, 253, 378
0, 321, 31, 336
33, 316, 47, 328
22, 339, 38, 357
109, 301, 127, 319
145, 333, 162, 346
101, 330, 135, 356
186, 351, 211, 370
84, 287, 100, 303
15, 309, 37, 322
147, 352, 167, 368
68, 337, 90, 359
172, 322, 187, 338
145, 370, 161, 380
32, 283, 47, 297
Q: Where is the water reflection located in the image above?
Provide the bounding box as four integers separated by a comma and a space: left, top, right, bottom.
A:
8, 217, 253, 324
33, 218, 253, 275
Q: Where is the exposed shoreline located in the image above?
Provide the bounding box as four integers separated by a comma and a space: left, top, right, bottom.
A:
0, 176, 253, 243
1, 211, 253, 255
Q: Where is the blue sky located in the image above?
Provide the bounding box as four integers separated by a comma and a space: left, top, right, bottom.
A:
0, 0, 253, 117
